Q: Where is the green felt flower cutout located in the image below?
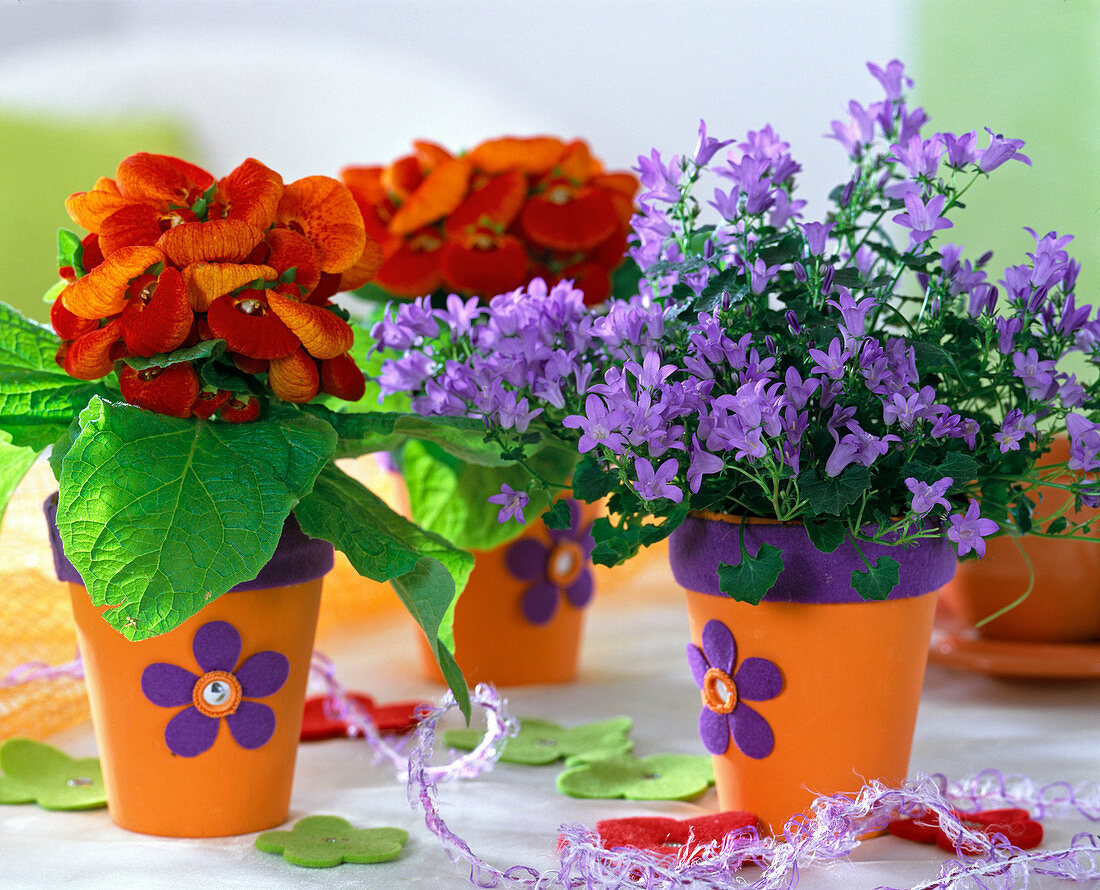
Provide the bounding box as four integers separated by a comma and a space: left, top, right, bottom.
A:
255, 815, 409, 868
0, 738, 106, 810
443, 716, 633, 765
556, 752, 715, 801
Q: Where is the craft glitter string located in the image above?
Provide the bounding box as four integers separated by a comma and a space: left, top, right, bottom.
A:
396, 684, 1100, 890
309, 653, 518, 784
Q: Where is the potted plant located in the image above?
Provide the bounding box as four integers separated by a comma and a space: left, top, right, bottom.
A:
342, 135, 639, 686
0, 151, 500, 837
371, 60, 1100, 832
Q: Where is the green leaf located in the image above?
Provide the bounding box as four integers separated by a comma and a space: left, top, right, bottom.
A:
717, 541, 784, 605
831, 267, 866, 289
56, 229, 84, 275
304, 407, 511, 466
401, 439, 576, 552
850, 555, 900, 601
0, 301, 108, 449
803, 518, 846, 554
914, 341, 958, 374
0, 430, 40, 528
1046, 516, 1068, 535
199, 358, 264, 395
699, 265, 741, 299
570, 454, 612, 502
758, 234, 802, 266
294, 462, 472, 719
42, 279, 66, 305
350, 280, 400, 305
189, 182, 217, 220
55, 397, 337, 640
798, 466, 872, 516
609, 258, 643, 301
122, 339, 226, 371
936, 452, 979, 490
1012, 495, 1034, 535
588, 507, 686, 568
542, 499, 572, 531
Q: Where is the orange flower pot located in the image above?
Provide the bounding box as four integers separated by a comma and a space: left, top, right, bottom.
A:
416, 500, 598, 687
937, 438, 1100, 642
671, 514, 955, 835
49, 505, 332, 837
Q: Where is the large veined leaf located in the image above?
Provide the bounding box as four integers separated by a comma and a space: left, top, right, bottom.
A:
55, 397, 337, 640
294, 462, 473, 719
304, 405, 514, 467
0, 430, 39, 527
0, 301, 108, 449
401, 440, 578, 552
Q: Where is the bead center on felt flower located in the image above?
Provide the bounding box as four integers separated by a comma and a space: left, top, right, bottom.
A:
66, 777, 93, 787
703, 667, 738, 714
546, 540, 583, 587
192, 670, 242, 718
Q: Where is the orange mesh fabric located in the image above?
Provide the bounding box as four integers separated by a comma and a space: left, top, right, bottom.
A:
0, 459, 87, 740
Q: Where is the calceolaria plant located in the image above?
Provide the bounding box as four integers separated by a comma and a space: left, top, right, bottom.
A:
373, 60, 1100, 603
0, 152, 530, 717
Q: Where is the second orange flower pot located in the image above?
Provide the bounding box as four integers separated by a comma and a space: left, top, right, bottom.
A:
417, 499, 598, 687
671, 514, 955, 835
48, 504, 332, 837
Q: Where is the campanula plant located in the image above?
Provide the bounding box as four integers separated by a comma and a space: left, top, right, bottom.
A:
372, 61, 1100, 604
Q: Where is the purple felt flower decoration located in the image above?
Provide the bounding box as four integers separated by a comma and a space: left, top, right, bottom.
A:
141, 621, 289, 758
686, 619, 782, 760
506, 500, 595, 625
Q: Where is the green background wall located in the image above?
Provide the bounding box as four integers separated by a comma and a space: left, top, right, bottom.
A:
0, 113, 188, 322
918, 0, 1099, 300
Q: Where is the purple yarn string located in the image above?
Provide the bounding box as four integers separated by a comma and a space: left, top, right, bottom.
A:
1, 653, 83, 687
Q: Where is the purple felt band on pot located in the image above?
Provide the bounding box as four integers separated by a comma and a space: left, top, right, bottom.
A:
43, 495, 333, 590
668, 514, 956, 604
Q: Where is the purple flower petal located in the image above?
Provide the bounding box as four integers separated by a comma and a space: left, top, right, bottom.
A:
505, 538, 549, 582
686, 644, 709, 688
164, 706, 219, 758
234, 651, 289, 699
732, 703, 775, 759
698, 706, 731, 755
225, 701, 276, 750
521, 580, 559, 625
141, 663, 197, 708
734, 657, 783, 702
192, 621, 241, 674
564, 570, 593, 609
700, 619, 736, 673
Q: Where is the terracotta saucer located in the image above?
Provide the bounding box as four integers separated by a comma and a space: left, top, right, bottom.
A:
929, 601, 1100, 678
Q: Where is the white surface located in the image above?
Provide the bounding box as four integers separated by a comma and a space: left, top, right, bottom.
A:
2, 568, 1098, 889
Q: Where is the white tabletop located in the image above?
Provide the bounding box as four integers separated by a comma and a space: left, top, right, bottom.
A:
2, 557, 1098, 890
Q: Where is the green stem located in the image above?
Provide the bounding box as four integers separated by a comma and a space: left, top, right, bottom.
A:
973, 536, 1034, 628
